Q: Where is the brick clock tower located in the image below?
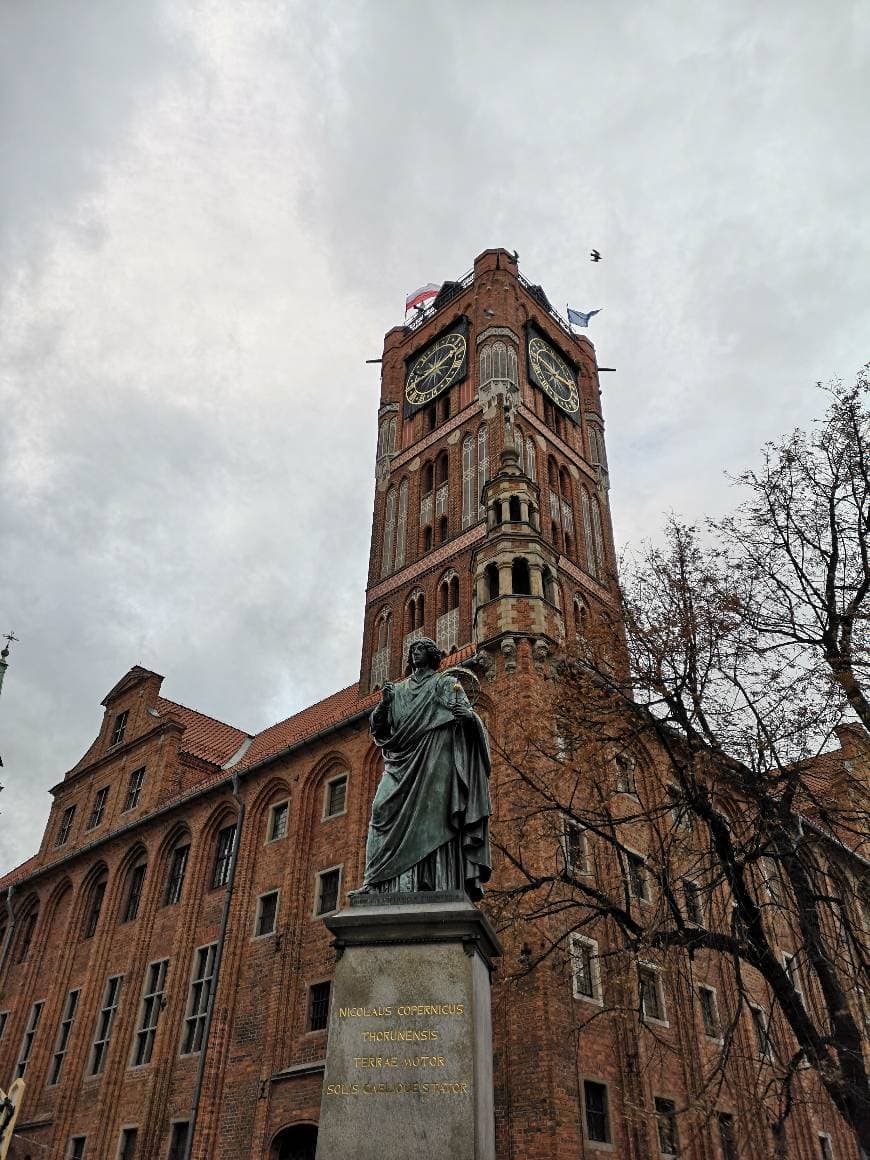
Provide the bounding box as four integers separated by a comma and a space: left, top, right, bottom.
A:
360, 247, 616, 697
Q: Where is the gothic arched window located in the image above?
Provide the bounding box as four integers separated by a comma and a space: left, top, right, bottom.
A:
526, 437, 537, 483
512, 557, 531, 596
462, 435, 475, 528
514, 426, 525, 473
436, 569, 460, 653
542, 567, 558, 605
509, 496, 522, 522
371, 608, 392, 690
559, 467, 575, 558
485, 563, 500, 601
573, 594, 589, 640
480, 341, 518, 392
381, 486, 397, 578
394, 479, 408, 569
581, 490, 605, 578
477, 424, 488, 521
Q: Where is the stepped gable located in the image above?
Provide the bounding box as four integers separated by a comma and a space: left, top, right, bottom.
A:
155, 697, 250, 766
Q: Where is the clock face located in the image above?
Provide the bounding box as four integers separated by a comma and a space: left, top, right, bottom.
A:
528, 336, 580, 414
405, 332, 467, 407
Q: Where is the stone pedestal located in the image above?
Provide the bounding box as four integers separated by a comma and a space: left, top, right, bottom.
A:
315, 892, 501, 1160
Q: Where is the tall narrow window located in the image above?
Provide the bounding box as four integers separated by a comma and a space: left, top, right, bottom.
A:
325, 774, 348, 818
819, 1134, 834, 1160
110, 710, 129, 747
164, 844, 189, 906
90, 975, 123, 1075
0, 1011, 8, 1042
436, 570, 460, 654
570, 935, 601, 1002
511, 557, 531, 595
255, 891, 279, 937
88, 786, 109, 830
615, 754, 637, 794
484, 563, 500, 601
514, 427, 525, 472
783, 952, 804, 1005
563, 819, 589, 877
316, 867, 341, 916
15, 1001, 43, 1078
526, 437, 536, 483
121, 863, 147, 924
132, 959, 168, 1066
682, 878, 705, 926
717, 1113, 738, 1160
627, 853, 650, 901
83, 877, 106, 939
394, 479, 408, 569
168, 1123, 190, 1160
581, 490, 596, 576
750, 1004, 773, 1060
15, 908, 38, 963
49, 989, 80, 1084
655, 1097, 679, 1156
269, 802, 289, 841
381, 486, 397, 578
56, 804, 76, 847
638, 966, 666, 1022
117, 1128, 138, 1160
211, 824, 237, 889
123, 767, 145, 812
591, 497, 606, 577
68, 1137, 86, 1160
698, 986, 721, 1038
371, 609, 392, 689
462, 435, 475, 528
308, 981, 331, 1032
583, 1080, 611, 1144
182, 944, 217, 1054
476, 424, 488, 520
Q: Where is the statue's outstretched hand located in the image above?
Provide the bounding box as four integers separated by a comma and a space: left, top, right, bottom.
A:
381, 682, 395, 704
451, 701, 474, 720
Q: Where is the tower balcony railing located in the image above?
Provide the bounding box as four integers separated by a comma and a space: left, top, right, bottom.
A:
435, 483, 449, 517
405, 269, 475, 333
516, 271, 575, 341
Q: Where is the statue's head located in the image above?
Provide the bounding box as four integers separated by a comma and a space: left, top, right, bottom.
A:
406, 637, 442, 673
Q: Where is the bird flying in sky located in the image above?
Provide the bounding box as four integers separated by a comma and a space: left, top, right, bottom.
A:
590, 249, 601, 262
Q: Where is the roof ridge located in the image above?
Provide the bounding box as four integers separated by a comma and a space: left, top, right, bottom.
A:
156, 696, 250, 736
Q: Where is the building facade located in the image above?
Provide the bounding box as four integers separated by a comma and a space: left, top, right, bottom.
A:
0, 250, 862, 1160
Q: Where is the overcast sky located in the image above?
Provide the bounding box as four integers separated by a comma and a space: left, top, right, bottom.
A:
1, 0, 868, 874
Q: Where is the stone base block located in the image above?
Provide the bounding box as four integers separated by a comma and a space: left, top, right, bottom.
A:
315, 895, 501, 1160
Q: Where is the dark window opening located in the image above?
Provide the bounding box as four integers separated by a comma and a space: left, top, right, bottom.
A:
439, 392, 451, 422
164, 844, 189, 906
83, 880, 106, 939
57, 804, 76, 846
422, 462, 434, 494
435, 451, 448, 486
423, 526, 433, 552
308, 982, 331, 1032
717, 1113, 738, 1160
438, 515, 448, 543
121, 864, 146, 924
425, 404, 437, 432
118, 1128, 138, 1160
325, 776, 347, 817
256, 891, 279, 937
123, 767, 145, 812
511, 557, 531, 595
583, 1080, 610, 1143
168, 1123, 190, 1160
316, 869, 340, 916
655, 1097, 678, 1155
542, 567, 557, 604
110, 710, 129, 747
508, 496, 521, 522
212, 824, 237, 889
485, 563, 500, 601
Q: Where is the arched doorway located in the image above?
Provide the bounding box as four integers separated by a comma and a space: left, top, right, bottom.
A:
272, 1123, 318, 1160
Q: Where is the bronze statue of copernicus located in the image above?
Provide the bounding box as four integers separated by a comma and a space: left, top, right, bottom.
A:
360, 638, 492, 900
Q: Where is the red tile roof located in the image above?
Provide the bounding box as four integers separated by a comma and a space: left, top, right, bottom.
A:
0, 855, 40, 891
156, 698, 251, 767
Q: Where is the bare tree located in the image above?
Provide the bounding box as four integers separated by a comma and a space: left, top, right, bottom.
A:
489, 372, 870, 1153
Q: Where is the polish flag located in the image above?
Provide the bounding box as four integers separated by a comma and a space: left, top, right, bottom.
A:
405, 283, 440, 313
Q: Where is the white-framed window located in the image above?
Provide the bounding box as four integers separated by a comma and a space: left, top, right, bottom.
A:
582, 1078, 612, 1146
67, 1136, 87, 1160
323, 774, 348, 819
87, 785, 109, 830
818, 1132, 834, 1160
56, 804, 76, 846
268, 800, 289, 841
167, 1121, 190, 1160
181, 944, 217, 1055
682, 878, 705, 926
90, 975, 123, 1075
15, 1000, 44, 1079
117, 1127, 138, 1160
654, 1096, 679, 1156
315, 866, 342, 917
570, 934, 602, 1003
563, 818, 590, 877
783, 951, 804, 1005
49, 988, 81, 1084
255, 891, 279, 937
110, 709, 129, 747
749, 1003, 773, 1060
614, 753, 637, 795
164, 843, 189, 906
698, 985, 721, 1039
211, 823, 237, 889
123, 767, 145, 812
308, 980, 331, 1032
638, 964, 668, 1024
131, 959, 168, 1067
625, 851, 650, 902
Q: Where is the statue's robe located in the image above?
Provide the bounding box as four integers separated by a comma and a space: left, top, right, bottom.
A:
363, 669, 492, 899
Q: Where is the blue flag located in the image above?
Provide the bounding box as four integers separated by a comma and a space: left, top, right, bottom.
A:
567, 307, 601, 328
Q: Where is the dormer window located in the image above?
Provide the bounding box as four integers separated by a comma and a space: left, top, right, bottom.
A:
110, 710, 129, 747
